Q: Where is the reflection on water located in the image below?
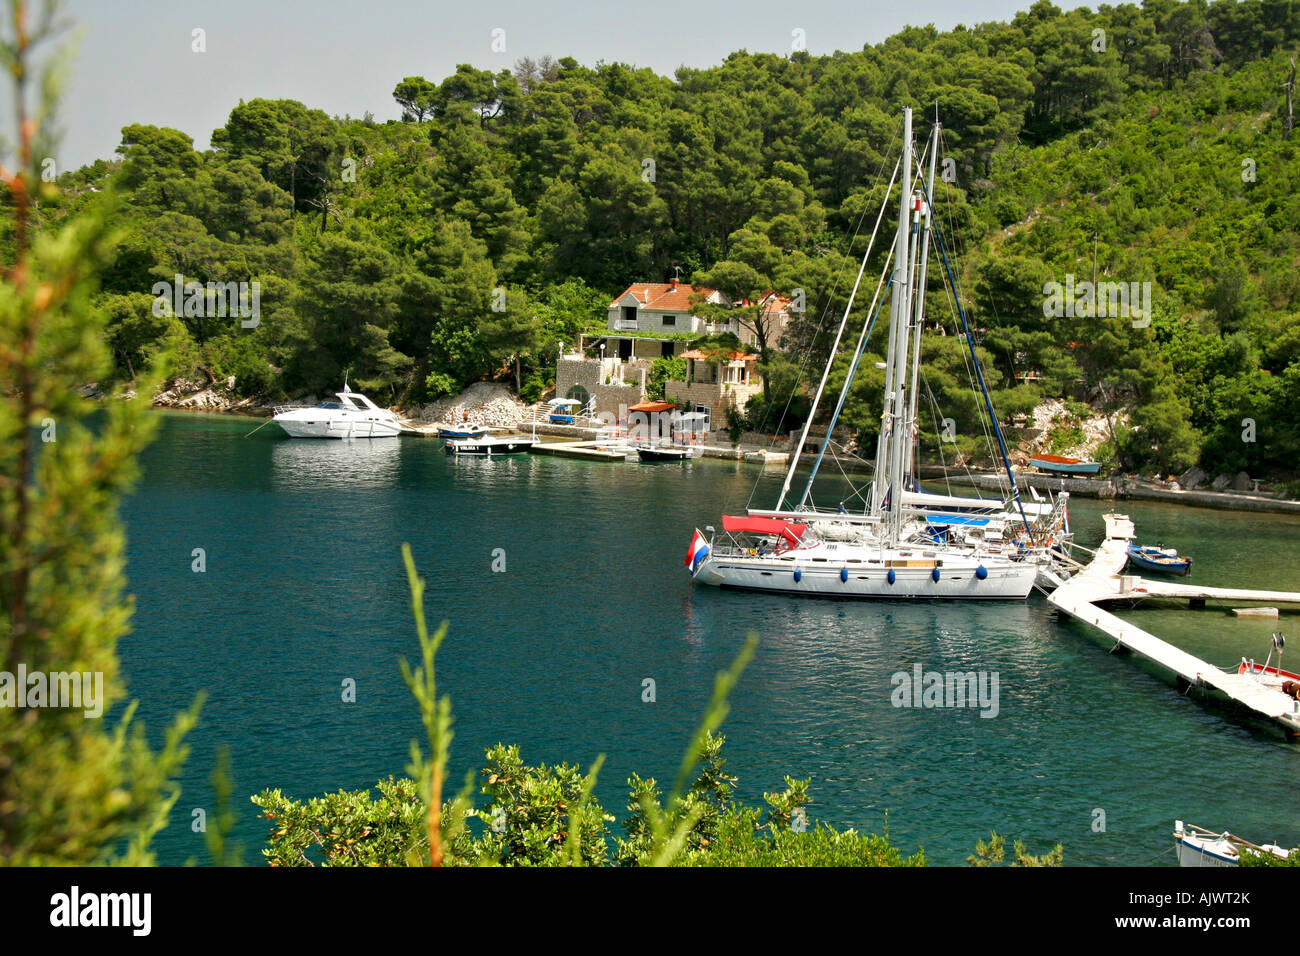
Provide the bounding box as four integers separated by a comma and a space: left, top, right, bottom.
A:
123, 414, 1300, 866
269, 437, 402, 488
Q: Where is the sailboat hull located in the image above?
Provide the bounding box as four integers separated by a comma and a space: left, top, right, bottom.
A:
693, 554, 1036, 600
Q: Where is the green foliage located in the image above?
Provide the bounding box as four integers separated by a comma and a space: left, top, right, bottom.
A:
33, 0, 1300, 480
253, 777, 429, 867
1238, 846, 1300, 866
0, 0, 199, 864
967, 830, 1064, 867
471, 744, 612, 866
646, 355, 686, 401
725, 405, 745, 445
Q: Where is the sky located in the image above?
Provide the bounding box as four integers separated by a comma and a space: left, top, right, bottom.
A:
10, 0, 1042, 172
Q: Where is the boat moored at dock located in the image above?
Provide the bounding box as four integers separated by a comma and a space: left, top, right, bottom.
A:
686, 108, 1070, 602
438, 421, 488, 439
638, 444, 699, 462
444, 435, 535, 456
272, 383, 403, 439
1126, 544, 1192, 575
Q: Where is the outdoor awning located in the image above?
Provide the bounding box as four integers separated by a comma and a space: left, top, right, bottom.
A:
924, 515, 991, 527
628, 401, 674, 412
722, 515, 807, 547
680, 349, 759, 362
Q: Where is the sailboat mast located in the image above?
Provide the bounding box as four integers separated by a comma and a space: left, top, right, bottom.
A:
884, 107, 913, 544
904, 118, 940, 492
776, 156, 900, 513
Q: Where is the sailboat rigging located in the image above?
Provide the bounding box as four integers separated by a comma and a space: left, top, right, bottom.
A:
685, 107, 1071, 600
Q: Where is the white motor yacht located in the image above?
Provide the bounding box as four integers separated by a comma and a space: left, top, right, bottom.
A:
272, 383, 402, 439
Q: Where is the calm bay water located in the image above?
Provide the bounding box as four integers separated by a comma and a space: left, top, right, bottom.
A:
119, 412, 1300, 865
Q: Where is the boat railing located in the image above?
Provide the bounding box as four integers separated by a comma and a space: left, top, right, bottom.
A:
272, 402, 315, 416
709, 527, 820, 557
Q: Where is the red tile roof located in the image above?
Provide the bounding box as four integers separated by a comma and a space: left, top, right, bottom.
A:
733, 291, 794, 313
611, 281, 714, 312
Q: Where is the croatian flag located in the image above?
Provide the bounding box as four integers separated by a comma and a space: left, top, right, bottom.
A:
684, 529, 710, 573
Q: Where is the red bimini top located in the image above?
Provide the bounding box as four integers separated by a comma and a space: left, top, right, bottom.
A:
722, 515, 808, 548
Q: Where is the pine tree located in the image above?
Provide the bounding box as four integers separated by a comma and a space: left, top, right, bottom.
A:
0, 0, 198, 865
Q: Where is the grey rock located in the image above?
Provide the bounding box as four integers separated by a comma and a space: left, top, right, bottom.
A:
1211, 474, 1233, 491
1178, 466, 1207, 490
1231, 471, 1251, 492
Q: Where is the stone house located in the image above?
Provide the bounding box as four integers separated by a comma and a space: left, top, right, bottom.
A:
554, 278, 778, 430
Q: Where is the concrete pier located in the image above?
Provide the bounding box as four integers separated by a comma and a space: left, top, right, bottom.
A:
1048, 514, 1300, 737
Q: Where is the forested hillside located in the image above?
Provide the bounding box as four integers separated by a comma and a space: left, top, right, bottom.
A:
14, 0, 1300, 480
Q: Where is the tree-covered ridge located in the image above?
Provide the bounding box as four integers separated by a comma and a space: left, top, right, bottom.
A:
13, 0, 1300, 478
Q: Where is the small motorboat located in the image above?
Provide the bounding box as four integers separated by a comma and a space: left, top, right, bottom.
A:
439, 422, 488, 439
1029, 454, 1101, 476
1173, 820, 1295, 867
445, 436, 534, 457
1238, 634, 1300, 695
1126, 543, 1192, 575
272, 382, 403, 439
637, 444, 698, 463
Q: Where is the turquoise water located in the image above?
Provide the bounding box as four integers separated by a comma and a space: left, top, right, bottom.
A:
119, 413, 1300, 865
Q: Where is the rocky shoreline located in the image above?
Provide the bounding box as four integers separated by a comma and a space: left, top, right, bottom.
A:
132, 379, 1300, 515
145, 378, 531, 427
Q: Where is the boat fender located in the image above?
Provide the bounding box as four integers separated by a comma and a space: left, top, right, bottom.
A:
887, 570, 896, 585
975, 565, 988, 580
840, 567, 849, 583
932, 567, 941, 583
793, 568, 802, 583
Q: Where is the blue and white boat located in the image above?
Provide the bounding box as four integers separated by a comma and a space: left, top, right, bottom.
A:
1127, 544, 1192, 576
438, 421, 488, 439
547, 398, 583, 423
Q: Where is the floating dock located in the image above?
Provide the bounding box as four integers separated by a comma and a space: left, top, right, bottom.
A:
1047, 514, 1300, 738
529, 440, 635, 462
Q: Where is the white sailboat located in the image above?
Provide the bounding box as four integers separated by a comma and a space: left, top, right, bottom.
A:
272, 381, 403, 439
686, 108, 1068, 600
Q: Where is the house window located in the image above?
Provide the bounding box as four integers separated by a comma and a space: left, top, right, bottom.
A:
621, 306, 637, 325
662, 314, 676, 327
694, 404, 712, 431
